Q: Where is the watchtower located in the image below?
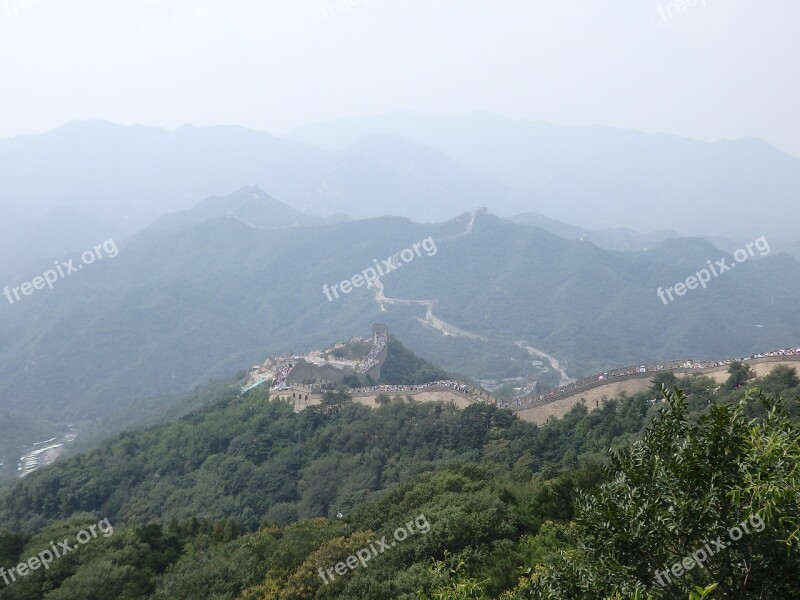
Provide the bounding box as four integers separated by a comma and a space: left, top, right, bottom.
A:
373, 323, 388, 344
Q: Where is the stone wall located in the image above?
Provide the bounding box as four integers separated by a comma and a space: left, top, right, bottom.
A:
275, 385, 481, 412
515, 357, 800, 425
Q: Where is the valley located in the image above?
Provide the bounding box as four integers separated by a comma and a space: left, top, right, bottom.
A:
2, 4, 799, 598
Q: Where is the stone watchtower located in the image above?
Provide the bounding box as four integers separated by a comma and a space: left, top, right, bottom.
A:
373, 323, 388, 343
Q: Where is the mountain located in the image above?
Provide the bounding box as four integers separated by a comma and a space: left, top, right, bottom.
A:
288, 111, 800, 240
294, 134, 535, 221
510, 212, 682, 251
785, 239, 800, 261
0, 120, 534, 231
145, 186, 327, 235
0, 121, 329, 233
512, 212, 747, 255
2, 206, 800, 482
383, 214, 800, 374
0, 337, 465, 528
8, 115, 798, 240
0, 207, 122, 279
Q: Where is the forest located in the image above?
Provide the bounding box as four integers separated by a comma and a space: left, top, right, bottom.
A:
0, 363, 798, 599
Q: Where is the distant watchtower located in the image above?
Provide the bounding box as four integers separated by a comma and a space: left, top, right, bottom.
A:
373, 323, 388, 344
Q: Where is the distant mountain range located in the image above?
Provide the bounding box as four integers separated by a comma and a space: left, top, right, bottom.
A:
3, 112, 800, 482
0, 207, 122, 279
511, 212, 682, 252
510, 212, 745, 255
145, 186, 333, 235
289, 111, 800, 240
2, 193, 800, 480
0, 119, 531, 233
2, 113, 800, 242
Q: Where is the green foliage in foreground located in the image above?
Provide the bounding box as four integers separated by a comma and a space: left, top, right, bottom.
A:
0, 370, 798, 599
1, 372, 659, 534
507, 388, 800, 599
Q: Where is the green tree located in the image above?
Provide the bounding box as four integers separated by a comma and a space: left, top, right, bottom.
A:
649, 372, 678, 395
758, 365, 800, 393
422, 557, 490, 599
321, 387, 353, 414
520, 388, 800, 599
726, 361, 755, 390
342, 374, 362, 388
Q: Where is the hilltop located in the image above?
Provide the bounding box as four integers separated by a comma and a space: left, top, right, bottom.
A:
4, 203, 800, 483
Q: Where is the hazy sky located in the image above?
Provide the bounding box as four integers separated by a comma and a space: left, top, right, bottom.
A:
1, 0, 798, 156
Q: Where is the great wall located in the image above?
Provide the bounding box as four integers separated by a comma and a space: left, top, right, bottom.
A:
509, 352, 800, 423
282, 382, 482, 413
238, 210, 800, 424
242, 325, 800, 425
242, 322, 491, 412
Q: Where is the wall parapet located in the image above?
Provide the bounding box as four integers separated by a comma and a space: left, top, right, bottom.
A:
510, 353, 800, 411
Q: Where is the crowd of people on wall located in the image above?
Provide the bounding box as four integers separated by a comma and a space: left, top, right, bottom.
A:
498, 396, 540, 409
251, 341, 800, 406
510, 347, 800, 406
271, 362, 296, 390
352, 380, 475, 395
516, 381, 538, 396
355, 332, 388, 374
244, 333, 393, 394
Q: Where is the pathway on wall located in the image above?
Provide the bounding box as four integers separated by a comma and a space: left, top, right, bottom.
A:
278, 386, 484, 414
512, 353, 800, 424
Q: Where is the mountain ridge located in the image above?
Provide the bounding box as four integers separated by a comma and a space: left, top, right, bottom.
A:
288, 111, 800, 239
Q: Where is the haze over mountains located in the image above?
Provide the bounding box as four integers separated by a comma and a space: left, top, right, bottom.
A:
2, 185, 800, 481
0, 207, 122, 279
288, 111, 800, 239
0, 118, 529, 234
2, 113, 800, 243
2, 113, 800, 484
4, 2, 800, 595
144, 186, 333, 236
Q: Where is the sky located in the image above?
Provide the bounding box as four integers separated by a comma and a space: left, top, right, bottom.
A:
1, 0, 798, 156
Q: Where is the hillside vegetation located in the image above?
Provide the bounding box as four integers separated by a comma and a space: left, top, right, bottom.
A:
4, 207, 800, 479
0, 364, 798, 599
